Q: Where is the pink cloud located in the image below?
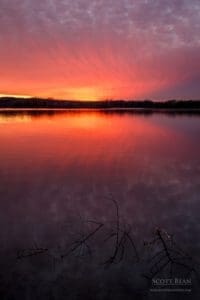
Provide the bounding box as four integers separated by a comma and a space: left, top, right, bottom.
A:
0, 0, 200, 99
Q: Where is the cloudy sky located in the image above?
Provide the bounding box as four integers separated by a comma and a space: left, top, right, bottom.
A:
0, 0, 200, 100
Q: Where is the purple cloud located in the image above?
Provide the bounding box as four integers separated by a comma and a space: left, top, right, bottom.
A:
0, 0, 200, 99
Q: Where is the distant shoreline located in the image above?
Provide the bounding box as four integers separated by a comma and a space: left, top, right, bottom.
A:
1, 108, 200, 112
0, 97, 200, 110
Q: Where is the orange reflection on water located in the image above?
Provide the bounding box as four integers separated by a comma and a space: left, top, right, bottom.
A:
0, 110, 184, 174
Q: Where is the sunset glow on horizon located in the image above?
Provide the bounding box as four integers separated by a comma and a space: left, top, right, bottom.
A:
0, 0, 200, 100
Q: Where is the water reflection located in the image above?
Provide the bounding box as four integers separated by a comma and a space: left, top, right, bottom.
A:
0, 110, 200, 298
1, 108, 200, 120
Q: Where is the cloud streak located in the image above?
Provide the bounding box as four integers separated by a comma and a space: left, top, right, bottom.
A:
0, 0, 200, 99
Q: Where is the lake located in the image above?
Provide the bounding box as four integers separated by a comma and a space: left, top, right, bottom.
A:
0, 110, 200, 299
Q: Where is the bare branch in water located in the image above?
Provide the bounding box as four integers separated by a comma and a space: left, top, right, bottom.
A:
143, 228, 199, 282
61, 221, 104, 259
17, 247, 48, 259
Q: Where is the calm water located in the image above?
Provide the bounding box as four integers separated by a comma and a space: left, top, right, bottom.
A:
0, 110, 200, 298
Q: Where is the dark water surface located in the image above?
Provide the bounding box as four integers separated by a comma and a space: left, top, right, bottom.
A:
0, 110, 200, 299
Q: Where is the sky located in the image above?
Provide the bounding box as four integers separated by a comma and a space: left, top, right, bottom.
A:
0, 0, 200, 100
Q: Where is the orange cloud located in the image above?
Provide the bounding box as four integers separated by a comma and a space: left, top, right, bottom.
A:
0, 0, 200, 100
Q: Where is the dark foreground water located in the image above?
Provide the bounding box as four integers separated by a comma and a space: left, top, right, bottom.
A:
0, 110, 200, 299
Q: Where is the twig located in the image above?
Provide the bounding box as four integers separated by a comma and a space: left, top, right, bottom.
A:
61, 222, 103, 258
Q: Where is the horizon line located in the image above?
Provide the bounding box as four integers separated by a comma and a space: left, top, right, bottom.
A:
0, 96, 200, 102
